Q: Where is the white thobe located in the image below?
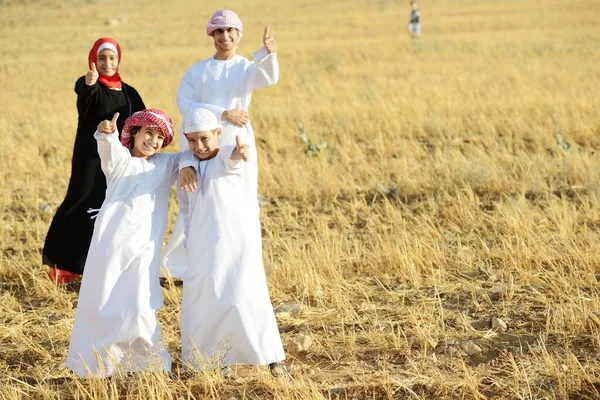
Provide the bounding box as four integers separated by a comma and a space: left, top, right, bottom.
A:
178, 146, 285, 367
161, 48, 279, 278
65, 130, 179, 378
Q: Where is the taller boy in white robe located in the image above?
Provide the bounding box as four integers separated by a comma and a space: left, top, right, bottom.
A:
66, 110, 179, 378
161, 10, 279, 279
177, 107, 285, 369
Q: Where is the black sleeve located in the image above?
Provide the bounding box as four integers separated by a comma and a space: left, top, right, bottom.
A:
74, 76, 99, 97
74, 76, 99, 118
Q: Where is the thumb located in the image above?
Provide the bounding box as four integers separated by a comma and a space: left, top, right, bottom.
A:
91, 62, 97, 73
235, 135, 242, 149
111, 112, 120, 127
263, 25, 270, 39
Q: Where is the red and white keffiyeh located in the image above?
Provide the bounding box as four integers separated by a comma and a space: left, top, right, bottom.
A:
88, 37, 122, 89
206, 10, 243, 36
121, 109, 174, 149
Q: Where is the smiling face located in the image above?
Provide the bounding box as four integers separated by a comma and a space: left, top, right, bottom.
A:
212, 27, 239, 53
185, 128, 221, 160
130, 127, 165, 159
96, 48, 119, 77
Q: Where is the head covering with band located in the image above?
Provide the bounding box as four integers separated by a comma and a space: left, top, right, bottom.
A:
88, 37, 122, 89
206, 10, 243, 46
121, 109, 174, 149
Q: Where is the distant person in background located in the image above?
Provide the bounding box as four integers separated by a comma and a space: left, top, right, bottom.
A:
408, 1, 422, 39
42, 37, 145, 284
161, 9, 279, 279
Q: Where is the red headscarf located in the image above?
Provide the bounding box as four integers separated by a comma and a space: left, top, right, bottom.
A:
88, 37, 122, 89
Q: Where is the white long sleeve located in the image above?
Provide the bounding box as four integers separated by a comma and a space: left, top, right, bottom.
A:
177, 150, 199, 248
176, 185, 192, 248
222, 145, 244, 174
94, 130, 130, 185
179, 150, 198, 171
165, 152, 185, 187
247, 48, 279, 91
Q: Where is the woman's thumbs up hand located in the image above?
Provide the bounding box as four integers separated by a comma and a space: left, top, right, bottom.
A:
85, 62, 99, 86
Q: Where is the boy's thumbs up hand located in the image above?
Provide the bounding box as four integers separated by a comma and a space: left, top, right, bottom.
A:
262, 25, 277, 54
232, 135, 249, 162
86, 62, 99, 86
97, 112, 119, 134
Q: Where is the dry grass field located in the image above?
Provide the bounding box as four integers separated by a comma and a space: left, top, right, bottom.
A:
2, 0, 600, 398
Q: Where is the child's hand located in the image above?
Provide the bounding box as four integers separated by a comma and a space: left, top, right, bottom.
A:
223, 109, 249, 127
97, 113, 119, 134
85, 62, 99, 86
263, 25, 277, 54
231, 136, 249, 162
180, 167, 199, 192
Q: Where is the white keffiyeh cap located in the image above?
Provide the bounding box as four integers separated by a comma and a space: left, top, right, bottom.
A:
183, 107, 220, 134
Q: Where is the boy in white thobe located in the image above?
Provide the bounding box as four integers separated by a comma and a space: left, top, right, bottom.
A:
177, 107, 286, 377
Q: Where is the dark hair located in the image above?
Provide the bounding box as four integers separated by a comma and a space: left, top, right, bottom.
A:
128, 126, 142, 149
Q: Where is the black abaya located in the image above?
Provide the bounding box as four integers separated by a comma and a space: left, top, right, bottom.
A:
43, 77, 145, 274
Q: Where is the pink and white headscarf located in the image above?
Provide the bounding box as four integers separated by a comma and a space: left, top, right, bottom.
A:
206, 9, 243, 38
121, 109, 174, 149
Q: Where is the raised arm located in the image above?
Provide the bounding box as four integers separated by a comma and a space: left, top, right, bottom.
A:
74, 62, 100, 109
247, 25, 279, 91
94, 113, 130, 183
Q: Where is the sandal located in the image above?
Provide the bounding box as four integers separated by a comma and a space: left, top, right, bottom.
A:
220, 365, 231, 377
269, 362, 288, 378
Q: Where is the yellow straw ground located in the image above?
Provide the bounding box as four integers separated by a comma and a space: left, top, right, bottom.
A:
1, 0, 600, 398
